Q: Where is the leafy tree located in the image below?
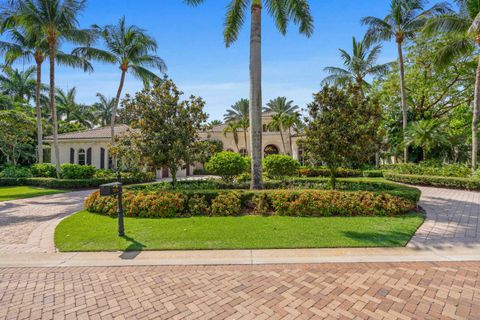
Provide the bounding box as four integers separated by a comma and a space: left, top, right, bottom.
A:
6, 0, 94, 177
362, 0, 449, 162
93, 93, 114, 127
424, 0, 480, 170
186, 0, 314, 189
0, 110, 35, 165
404, 119, 449, 160
122, 79, 208, 186
72, 16, 167, 152
300, 86, 382, 188
322, 35, 391, 92
224, 98, 249, 154
196, 139, 224, 165
0, 22, 92, 164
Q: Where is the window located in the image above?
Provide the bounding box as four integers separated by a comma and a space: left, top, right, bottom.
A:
100, 148, 105, 169
239, 148, 248, 157
108, 156, 113, 170
70, 148, 74, 164
78, 149, 86, 165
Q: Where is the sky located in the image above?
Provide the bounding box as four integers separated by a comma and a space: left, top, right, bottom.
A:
7, 0, 450, 121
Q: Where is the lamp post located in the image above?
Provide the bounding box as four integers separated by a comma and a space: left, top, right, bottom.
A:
99, 180, 124, 237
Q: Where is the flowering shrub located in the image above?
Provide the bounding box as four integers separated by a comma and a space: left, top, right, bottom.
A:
210, 192, 242, 216
188, 194, 210, 216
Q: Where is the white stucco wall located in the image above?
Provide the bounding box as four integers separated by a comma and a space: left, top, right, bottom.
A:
50, 139, 112, 169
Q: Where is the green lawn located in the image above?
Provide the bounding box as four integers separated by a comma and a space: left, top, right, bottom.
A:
55, 210, 424, 251
0, 186, 65, 202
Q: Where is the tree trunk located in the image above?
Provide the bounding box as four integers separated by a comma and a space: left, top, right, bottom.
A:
472, 53, 480, 171
49, 42, 61, 178
278, 125, 286, 154
35, 60, 43, 163
397, 41, 408, 163
243, 127, 248, 155
111, 69, 127, 171
289, 127, 293, 156
249, 3, 263, 189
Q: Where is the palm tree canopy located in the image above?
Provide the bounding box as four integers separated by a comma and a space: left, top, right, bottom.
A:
264, 96, 299, 115
224, 98, 249, 123
184, 0, 314, 46
55, 86, 94, 127
0, 66, 36, 102
361, 0, 451, 44
322, 36, 392, 88
404, 119, 449, 153
93, 92, 114, 127
72, 16, 167, 84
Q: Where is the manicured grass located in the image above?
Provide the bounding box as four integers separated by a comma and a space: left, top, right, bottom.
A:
55, 210, 424, 252
0, 186, 65, 201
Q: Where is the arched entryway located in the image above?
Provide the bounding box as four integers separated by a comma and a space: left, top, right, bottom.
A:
264, 144, 279, 157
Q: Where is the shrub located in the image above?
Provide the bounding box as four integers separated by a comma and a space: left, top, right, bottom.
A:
298, 166, 361, 178
193, 168, 208, 175
31, 163, 56, 178
207, 192, 242, 216
382, 163, 471, 178
188, 195, 210, 216
61, 164, 96, 179
0, 166, 32, 178
384, 172, 480, 190
128, 192, 185, 218
363, 170, 384, 178
252, 193, 272, 215
205, 151, 248, 182
263, 155, 300, 180
93, 169, 114, 178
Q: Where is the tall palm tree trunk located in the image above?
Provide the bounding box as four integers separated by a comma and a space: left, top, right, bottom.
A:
111, 68, 127, 171
472, 52, 480, 171
278, 125, 286, 154
249, 3, 263, 189
48, 41, 61, 178
288, 127, 293, 156
35, 58, 43, 163
397, 41, 408, 163
243, 127, 248, 155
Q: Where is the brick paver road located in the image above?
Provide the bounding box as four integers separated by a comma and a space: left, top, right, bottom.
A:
408, 186, 480, 248
1, 262, 479, 319
0, 190, 91, 254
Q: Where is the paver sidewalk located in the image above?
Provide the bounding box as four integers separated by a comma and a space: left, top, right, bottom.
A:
0, 190, 92, 254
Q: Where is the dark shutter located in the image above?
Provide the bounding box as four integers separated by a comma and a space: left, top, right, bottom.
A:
100, 148, 105, 169
87, 148, 92, 165
70, 148, 74, 164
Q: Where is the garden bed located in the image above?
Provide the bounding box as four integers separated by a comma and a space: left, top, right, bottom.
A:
384, 172, 480, 190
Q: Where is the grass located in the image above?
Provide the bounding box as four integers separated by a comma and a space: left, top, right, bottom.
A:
55, 210, 424, 252
0, 186, 65, 201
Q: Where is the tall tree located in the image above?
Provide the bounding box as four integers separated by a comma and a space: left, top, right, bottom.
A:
224, 98, 249, 154
185, 0, 314, 189
265, 97, 299, 154
93, 92, 114, 127
0, 66, 36, 102
0, 26, 92, 163
362, 0, 450, 162
322, 35, 391, 92
72, 16, 167, 159
223, 121, 241, 152
424, 0, 480, 170
56, 87, 94, 127
8, 0, 94, 177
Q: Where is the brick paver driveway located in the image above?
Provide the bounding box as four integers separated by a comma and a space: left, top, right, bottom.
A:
1, 262, 479, 319
408, 186, 480, 248
0, 190, 91, 254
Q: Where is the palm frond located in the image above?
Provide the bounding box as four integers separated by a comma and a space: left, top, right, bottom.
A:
224, 0, 249, 47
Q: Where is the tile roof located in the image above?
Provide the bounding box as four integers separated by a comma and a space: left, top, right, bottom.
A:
45, 124, 131, 141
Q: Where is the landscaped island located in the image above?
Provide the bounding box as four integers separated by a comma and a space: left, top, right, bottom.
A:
55, 178, 424, 251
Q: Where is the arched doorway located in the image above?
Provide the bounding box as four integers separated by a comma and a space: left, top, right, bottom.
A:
264, 144, 279, 157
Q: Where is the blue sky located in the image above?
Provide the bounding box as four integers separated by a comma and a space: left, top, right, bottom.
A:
10, 0, 449, 121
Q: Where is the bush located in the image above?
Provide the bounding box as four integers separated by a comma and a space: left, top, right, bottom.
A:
0, 166, 32, 178
263, 155, 300, 180
382, 163, 471, 178
61, 164, 96, 179
363, 170, 384, 178
93, 169, 114, 178
205, 151, 248, 182
384, 172, 480, 190
298, 166, 362, 178
210, 192, 242, 216
31, 164, 56, 178
193, 168, 208, 175
85, 188, 416, 218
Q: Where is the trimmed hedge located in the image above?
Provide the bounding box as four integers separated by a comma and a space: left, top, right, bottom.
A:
85, 189, 416, 218
384, 172, 480, 190
381, 163, 471, 178
298, 167, 362, 178
363, 170, 384, 178
0, 172, 155, 189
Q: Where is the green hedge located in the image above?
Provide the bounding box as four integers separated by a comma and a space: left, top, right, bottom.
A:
384, 172, 480, 190
0, 172, 155, 189
128, 177, 421, 202
363, 170, 384, 177
85, 189, 416, 218
381, 163, 472, 178
298, 167, 362, 178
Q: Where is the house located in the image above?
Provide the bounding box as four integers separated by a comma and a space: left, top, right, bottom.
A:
45, 113, 306, 177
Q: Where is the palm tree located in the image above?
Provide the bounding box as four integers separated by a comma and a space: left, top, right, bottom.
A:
404, 119, 449, 160
224, 98, 249, 155
7, 0, 94, 177
72, 17, 167, 155
322, 35, 391, 92
264, 97, 299, 153
56, 87, 94, 127
223, 121, 241, 152
267, 113, 288, 154
0, 66, 36, 102
424, 0, 480, 170
361, 0, 450, 162
185, 0, 314, 189
93, 93, 114, 127
282, 112, 302, 155
0, 26, 92, 163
